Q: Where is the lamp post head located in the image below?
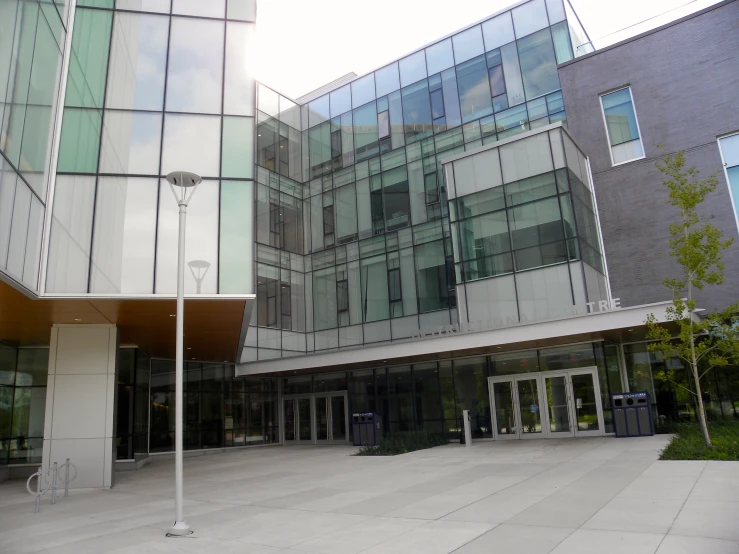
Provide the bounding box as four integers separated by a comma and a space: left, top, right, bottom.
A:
166, 171, 202, 207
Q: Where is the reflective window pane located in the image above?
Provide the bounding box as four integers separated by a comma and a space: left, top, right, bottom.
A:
46, 176, 96, 293
99, 110, 162, 175
601, 88, 640, 146
227, 0, 256, 21
456, 56, 493, 123
224, 21, 256, 116
512, 0, 549, 38
161, 114, 220, 178
374, 63, 399, 98
402, 80, 432, 144
155, 180, 219, 294
220, 181, 254, 293
172, 0, 225, 18
90, 177, 157, 293
258, 84, 279, 118
351, 73, 376, 109
106, 12, 168, 110
452, 25, 484, 64
399, 51, 427, 88
517, 28, 560, 101
425, 38, 454, 75
115, 0, 170, 13
330, 85, 352, 118
546, 0, 566, 23
166, 17, 224, 114
482, 12, 515, 52
58, 108, 102, 173
65, 8, 112, 109
308, 95, 330, 128
222, 116, 255, 179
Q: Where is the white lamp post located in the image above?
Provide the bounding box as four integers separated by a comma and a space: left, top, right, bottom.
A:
165, 171, 202, 537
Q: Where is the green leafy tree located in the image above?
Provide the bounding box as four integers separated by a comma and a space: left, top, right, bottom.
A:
645, 149, 739, 447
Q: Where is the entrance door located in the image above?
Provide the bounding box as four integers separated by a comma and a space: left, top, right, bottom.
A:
283, 396, 313, 443
314, 392, 348, 444
488, 375, 545, 440
488, 367, 604, 440
283, 393, 349, 444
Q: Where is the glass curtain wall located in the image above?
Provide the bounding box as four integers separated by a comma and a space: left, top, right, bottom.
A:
149, 358, 279, 453
624, 342, 739, 423
0, 344, 49, 465
46, 0, 256, 295
446, 127, 607, 327
248, 0, 576, 361
116, 347, 150, 460
0, 0, 66, 292
286, 340, 624, 439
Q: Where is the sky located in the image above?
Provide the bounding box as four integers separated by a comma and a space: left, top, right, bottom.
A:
253, 0, 720, 99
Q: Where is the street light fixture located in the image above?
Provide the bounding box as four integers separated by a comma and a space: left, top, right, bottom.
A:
165, 170, 202, 537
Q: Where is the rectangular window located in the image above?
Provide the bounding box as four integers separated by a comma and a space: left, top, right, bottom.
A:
387, 268, 402, 303
337, 279, 349, 312
323, 205, 334, 236
488, 65, 506, 98
430, 88, 445, 120
378, 110, 390, 139
424, 172, 439, 204
718, 133, 739, 230
600, 87, 644, 165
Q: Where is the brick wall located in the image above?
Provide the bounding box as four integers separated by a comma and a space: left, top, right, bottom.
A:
558, 0, 739, 311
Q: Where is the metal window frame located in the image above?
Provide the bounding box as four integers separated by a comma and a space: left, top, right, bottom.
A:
717, 131, 739, 234
598, 85, 645, 167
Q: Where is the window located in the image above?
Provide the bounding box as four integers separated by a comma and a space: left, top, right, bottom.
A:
378, 110, 390, 139
424, 172, 439, 204
600, 87, 644, 165
323, 204, 335, 236
719, 133, 739, 230
337, 279, 349, 313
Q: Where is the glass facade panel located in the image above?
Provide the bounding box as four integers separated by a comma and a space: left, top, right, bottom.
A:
155, 180, 219, 294
166, 17, 224, 114
456, 56, 493, 124
172, 0, 225, 18
601, 87, 644, 164
66, 8, 112, 109
399, 51, 427, 88
90, 177, 157, 293
224, 21, 256, 116
99, 111, 162, 175
220, 181, 254, 293
46, 176, 96, 293
351, 73, 376, 108
517, 28, 560, 101
222, 116, 255, 179
425, 38, 455, 75
374, 63, 399, 98
512, 0, 549, 38
482, 11, 515, 52
58, 108, 102, 173
106, 12, 168, 111
452, 25, 485, 64
161, 114, 221, 178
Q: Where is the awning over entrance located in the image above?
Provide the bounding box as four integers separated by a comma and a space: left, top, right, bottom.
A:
237, 301, 687, 376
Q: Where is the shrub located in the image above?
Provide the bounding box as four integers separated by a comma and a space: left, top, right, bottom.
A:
354, 432, 449, 456
660, 421, 739, 460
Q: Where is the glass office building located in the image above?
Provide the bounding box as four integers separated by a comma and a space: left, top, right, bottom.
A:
1, 0, 738, 473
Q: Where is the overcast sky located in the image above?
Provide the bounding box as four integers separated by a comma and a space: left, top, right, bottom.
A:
254, 0, 719, 99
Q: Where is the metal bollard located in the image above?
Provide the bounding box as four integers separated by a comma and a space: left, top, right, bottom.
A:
51, 462, 58, 505
64, 458, 70, 497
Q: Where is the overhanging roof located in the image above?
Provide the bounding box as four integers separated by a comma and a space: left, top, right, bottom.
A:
237, 301, 687, 376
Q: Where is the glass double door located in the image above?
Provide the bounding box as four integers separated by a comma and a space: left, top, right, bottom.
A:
283, 392, 348, 444
488, 367, 604, 440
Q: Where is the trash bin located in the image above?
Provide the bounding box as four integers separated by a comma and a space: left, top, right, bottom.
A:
612, 391, 654, 437
352, 412, 382, 446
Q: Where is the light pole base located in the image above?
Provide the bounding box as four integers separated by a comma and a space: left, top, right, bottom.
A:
167, 521, 192, 537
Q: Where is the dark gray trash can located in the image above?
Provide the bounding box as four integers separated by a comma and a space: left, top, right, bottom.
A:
612, 391, 654, 437
352, 412, 382, 446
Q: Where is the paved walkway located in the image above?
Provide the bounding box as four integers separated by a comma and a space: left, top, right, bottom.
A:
0, 436, 738, 553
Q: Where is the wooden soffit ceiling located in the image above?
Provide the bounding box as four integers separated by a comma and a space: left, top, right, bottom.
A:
0, 279, 254, 363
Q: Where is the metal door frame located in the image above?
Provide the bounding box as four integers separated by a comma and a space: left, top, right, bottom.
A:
314, 391, 349, 444
282, 394, 314, 444
488, 367, 605, 440
282, 392, 349, 445
488, 374, 546, 441
546, 367, 605, 438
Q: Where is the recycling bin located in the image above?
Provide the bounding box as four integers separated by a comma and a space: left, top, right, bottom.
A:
352, 412, 382, 446
612, 391, 654, 437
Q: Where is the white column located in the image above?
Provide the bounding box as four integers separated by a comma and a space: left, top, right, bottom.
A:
42, 324, 118, 489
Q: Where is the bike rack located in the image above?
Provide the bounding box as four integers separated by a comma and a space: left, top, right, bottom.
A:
26, 458, 77, 513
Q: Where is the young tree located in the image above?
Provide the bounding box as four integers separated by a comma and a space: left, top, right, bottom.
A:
645, 149, 739, 447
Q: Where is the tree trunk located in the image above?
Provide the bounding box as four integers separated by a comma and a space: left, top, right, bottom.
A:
691, 364, 712, 447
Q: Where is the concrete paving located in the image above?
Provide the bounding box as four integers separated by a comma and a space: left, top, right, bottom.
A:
0, 436, 738, 553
